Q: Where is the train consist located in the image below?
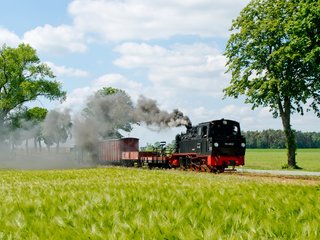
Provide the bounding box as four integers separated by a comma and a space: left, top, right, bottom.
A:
98, 119, 246, 172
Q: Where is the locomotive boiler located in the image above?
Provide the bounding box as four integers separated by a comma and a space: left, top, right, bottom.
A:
97, 118, 246, 172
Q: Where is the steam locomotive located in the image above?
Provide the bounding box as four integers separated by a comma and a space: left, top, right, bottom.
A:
98, 119, 246, 172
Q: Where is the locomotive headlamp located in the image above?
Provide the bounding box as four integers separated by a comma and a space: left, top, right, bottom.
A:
241, 143, 246, 147
214, 142, 219, 147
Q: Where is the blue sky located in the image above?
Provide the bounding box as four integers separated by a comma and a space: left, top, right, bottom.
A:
0, 0, 318, 145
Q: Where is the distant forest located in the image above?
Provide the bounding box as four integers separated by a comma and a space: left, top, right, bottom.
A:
243, 130, 320, 148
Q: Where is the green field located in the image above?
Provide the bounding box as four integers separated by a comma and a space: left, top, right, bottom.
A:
244, 148, 320, 171
0, 167, 319, 239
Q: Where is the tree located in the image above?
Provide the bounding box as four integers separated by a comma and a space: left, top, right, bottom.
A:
224, 0, 320, 168
25, 107, 48, 150
7, 106, 28, 148
0, 43, 66, 140
7, 107, 48, 151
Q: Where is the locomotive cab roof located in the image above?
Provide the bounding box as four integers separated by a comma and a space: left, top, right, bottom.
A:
184, 119, 242, 138
188, 119, 240, 129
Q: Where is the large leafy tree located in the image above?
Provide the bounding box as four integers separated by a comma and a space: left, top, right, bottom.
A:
8, 106, 48, 150
224, 0, 320, 168
0, 43, 66, 140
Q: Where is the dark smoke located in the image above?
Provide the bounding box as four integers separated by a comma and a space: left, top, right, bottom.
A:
72, 93, 192, 160
42, 109, 72, 146
0, 109, 84, 170
72, 91, 135, 160
73, 117, 100, 160
0, 91, 192, 169
134, 95, 192, 128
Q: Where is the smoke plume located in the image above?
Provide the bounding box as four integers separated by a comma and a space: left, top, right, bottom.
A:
72, 91, 135, 159
42, 109, 72, 147
0, 89, 193, 169
0, 109, 82, 170
134, 95, 192, 128
72, 93, 192, 160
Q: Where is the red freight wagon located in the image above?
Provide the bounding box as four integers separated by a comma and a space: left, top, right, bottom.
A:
98, 138, 139, 166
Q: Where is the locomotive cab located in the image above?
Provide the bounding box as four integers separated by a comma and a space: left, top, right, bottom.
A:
177, 122, 212, 154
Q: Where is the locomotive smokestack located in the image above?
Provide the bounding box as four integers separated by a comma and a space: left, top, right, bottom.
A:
134, 96, 192, 128
186, 122, 192, 130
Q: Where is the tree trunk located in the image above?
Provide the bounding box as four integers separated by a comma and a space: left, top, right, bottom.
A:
38, 138, 42, 152
25, 138, 29, 154
279, 97, 297, 167
285, 127, 296, 167
56, 141, 60, 153
34, 138, 38, 150
0, 113, 6, 142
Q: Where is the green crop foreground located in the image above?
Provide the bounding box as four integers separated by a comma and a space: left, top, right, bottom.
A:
0, 168, 319, 239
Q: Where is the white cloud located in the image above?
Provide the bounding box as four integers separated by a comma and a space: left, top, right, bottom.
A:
94, 73, 143, 101
189, 107, 218, 123
0, 27, 20, 47
45, 62, 89, 78
220, 104, 251, 116
94, 73, 142, 90
23, 24, 86, 54
68, 0, 249, 41
114, 42, 229, 100
60, 86, 93, 111
258, 107, 273, 118
60, 73, 143, 111
2, 0, 247, 55
219, 104, 283, 131
0, 0, 248, 56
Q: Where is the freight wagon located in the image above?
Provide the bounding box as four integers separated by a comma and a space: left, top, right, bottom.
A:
98, 138, 139, 166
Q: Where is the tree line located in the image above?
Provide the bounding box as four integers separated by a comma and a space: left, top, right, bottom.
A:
243, 130, 320, 149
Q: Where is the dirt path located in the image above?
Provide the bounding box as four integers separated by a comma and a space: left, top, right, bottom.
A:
237, 168, 320, 177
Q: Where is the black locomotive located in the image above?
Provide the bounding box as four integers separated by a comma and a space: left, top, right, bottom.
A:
173, 119, 246, 172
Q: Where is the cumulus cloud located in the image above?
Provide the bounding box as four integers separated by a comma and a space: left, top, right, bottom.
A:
1, 0, 248, 55
94, 74, 143, 99
94, 74, 142, 90
23, 24, 86, 54
0, 27, 20, 47
219, 104, 283, 131
60, 73, 143, 111
2, 0, 248, 55
220, 104, 251, 116
68, 0, 249, 41
60, 86, 93, 111
114, 42, 229, 98
45, 62, 89, 78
